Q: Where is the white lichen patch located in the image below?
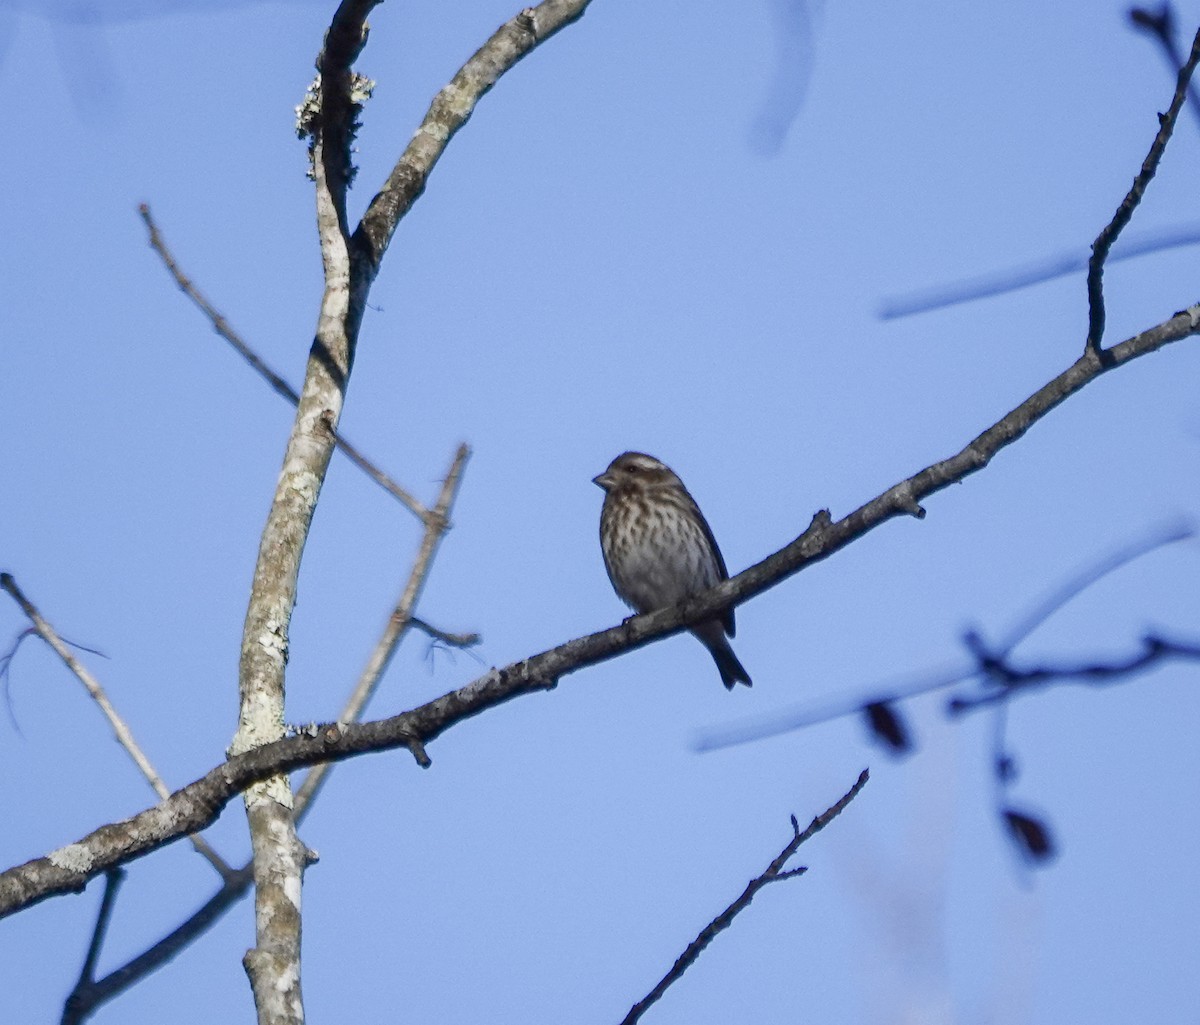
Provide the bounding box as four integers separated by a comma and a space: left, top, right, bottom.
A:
289, 721, 321, 738
283, 873, 303, 911
48, 843, 94, 873
349, 72, 375, 105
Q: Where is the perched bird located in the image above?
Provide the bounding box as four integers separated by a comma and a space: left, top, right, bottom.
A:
593, 451, 751, 689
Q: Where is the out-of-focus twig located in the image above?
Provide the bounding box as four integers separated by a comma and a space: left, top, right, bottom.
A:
0, 574, 235, 882
878, 223, 1200, 320
619, 770, 870, 1025
948, 633, 1200, 714
693, 520, 1193, 751
881, 18, 1200, 324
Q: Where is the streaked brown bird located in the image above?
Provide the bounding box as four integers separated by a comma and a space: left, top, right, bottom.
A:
594, 451, 751, 689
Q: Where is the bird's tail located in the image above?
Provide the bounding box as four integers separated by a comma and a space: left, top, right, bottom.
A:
694, 623, 752, 689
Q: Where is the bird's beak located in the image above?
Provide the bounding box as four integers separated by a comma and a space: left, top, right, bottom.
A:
593, 472, 615, 491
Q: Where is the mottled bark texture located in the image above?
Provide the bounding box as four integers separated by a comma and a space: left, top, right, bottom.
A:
228, 3, 596, 1022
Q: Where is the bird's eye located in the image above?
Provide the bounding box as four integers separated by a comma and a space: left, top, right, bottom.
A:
626, 464, 638, 473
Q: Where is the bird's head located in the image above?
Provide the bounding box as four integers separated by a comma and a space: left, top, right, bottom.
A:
592, 451, 680, 493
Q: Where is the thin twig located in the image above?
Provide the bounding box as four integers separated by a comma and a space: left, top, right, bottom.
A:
3, 297, 1200, 920
1130, 5, 1200, 130
293, 442, 470, 815
1085, 25, 1200, 355
409, 617, 481, 650
0, 575, 235, 882
137, 203, 429, 523
619, 770, 870, 1025
78, 871, 124, 986
61, 867, 254, 1025
61, 870, 126, 1025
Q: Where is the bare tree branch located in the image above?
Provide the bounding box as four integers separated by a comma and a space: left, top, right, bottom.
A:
137, 202, 429, 523
1130, 4, 1200, 129
0, 576, 235, 882
232, 7, 380, 1019
293, 443, 470, 814
60, 870, 127, 1025
57, 0, 598, 1014
880, 21, 1200, 323
352, 0, 595, 271
1086, 24, 1200, 356
409, 617, 482, 650
619, 770, 870, 1025
3, 295, 1197, 920
231, 5, 597, 1008
61, 867, 254, 1025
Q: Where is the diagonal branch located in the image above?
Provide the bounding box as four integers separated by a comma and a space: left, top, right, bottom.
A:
293, 443, 470, 814
61, 870, 127, 1025
1085, 24, 1200, 356
3, 300, 1198, 920
619, 770, 869, 1025
61, 866, 254, 1025
352, 0, 594, 271
0, 576, 234, 882
137, 203, 428, 522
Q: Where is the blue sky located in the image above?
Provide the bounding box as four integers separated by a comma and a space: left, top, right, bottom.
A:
3, 1, 1199, 1023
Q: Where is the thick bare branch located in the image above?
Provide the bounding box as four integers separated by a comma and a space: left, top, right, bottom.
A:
3, 302, 1197, 920
232, 7, 377, 1019
48, 445, 472, 1022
